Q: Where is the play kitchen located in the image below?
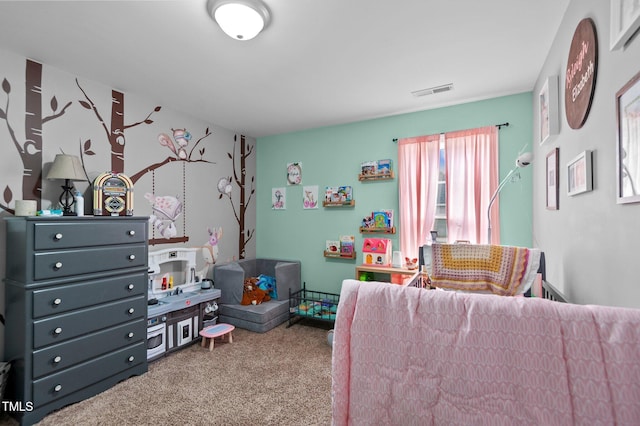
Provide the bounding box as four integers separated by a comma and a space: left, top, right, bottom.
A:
146, 248, 220, 361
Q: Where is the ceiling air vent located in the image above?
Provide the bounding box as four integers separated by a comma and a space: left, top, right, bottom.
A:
411, 83, 454, 97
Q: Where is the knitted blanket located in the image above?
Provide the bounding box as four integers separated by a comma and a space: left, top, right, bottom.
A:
430, 243, 538, 296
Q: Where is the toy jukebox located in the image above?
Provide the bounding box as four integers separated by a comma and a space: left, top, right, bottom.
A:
93, 172, 134, 216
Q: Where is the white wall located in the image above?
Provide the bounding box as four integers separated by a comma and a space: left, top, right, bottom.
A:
0, 47, 257, 358
533, 0, 640, 307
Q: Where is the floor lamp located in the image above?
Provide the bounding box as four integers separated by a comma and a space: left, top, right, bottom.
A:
487, 152, 533, 244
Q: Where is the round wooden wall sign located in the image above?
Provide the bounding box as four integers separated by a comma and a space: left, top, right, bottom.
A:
565, 18, 598, 129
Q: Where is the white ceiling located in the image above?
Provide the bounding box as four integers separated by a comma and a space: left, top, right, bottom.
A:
0, 0, 570, 139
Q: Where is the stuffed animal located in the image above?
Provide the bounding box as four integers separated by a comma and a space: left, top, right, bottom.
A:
257, 274, 277, 299
241, 277, 271, 305
405, 257, 418, 270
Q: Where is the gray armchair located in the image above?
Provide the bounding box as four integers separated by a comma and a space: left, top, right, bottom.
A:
213, 258, 301, 333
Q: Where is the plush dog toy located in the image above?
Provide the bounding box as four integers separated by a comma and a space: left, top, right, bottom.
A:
241, 277, 271, 305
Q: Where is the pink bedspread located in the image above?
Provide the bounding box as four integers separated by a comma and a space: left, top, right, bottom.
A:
332, 279, 640, 425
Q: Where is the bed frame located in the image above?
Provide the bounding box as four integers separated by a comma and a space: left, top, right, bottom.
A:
540, 280, 567, 302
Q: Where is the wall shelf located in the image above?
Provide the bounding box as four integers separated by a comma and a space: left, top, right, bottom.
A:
358, 171, 395, 181
360, 226, 396, 234
323, 200, 355, 207
324, 250, 356, 259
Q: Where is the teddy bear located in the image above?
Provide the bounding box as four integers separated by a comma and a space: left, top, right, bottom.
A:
241, 277, 271, 305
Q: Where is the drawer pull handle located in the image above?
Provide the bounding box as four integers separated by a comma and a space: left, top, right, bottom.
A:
128, 356, 135, 363
54, 233, 63, 240
53, 356, 62, 364
128, 308, 135, 315
53, 298, 62, 306
127, 284, 134, 291
128, 332, 134, 338
54, 384, 62, 392
54, 262, 63, 270
128, 254, 136, 261
54, 327, 63, 335
128, 230, 136, 236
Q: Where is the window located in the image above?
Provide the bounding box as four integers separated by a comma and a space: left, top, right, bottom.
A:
398, 126, 498, 259
433, 138, 447, 241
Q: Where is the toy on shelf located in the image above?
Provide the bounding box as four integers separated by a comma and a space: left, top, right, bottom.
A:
323, 186, 355, 206
324, 235, 356, 259
325, 240, 340, 254
405, 257, 419, 270
340, 235, 354, 255
362, 238, 392, 266
360, 209, 395, 233
359, 159, 394, 181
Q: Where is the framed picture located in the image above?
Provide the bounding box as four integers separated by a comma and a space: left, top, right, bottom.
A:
546, 148, 559, 210
567, 150, 593, 196
539, 76, 559, 145
610, 0, 640, 50
286, 162, 302, 185
616, 69, 640, 204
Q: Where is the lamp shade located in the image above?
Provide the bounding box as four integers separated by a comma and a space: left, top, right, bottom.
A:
46, 154, 85, 181
515, 152, 533, 168
208, 0, 270, 41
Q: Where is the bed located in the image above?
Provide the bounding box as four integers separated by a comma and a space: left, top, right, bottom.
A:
331, 279, 640, 425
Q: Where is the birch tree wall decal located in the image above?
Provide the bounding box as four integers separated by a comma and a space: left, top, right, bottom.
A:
0, 59, 72, 213
76, 78, 161, 174
219, 134, 255, 259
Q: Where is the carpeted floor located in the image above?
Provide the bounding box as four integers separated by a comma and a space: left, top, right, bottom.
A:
1, 320, 333, 426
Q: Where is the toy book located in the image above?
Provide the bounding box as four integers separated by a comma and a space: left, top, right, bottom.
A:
340, 235, 355, 254
382, 209, 394, 227
326, 240, 340, 254
361, 161, 377, 176
338, 186, 353, 202
325, 186, 353, 203
377, 159, 392, 175
372, 211, 391, 228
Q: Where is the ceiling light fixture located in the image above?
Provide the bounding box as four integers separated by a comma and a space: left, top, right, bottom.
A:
207, 0, 271, 41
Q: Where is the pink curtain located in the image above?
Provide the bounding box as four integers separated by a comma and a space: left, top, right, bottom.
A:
398, 135, 440, 260
444, 126, 498, 244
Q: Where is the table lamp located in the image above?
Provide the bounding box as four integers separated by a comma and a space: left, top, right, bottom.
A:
46, 154, 86, 216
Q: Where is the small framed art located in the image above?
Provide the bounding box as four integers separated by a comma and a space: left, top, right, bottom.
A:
610, 0, 640, 51
539, 76, 559, 145
567, 150, 593, 196
546, 148, 559, 210
616, 69, 640, 204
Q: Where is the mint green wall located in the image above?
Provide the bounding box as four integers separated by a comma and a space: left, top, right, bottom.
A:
257, 92, 533, 294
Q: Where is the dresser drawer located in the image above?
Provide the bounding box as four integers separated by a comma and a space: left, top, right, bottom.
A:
33, 295, 146, 349
32, 273, 147, 318
34, 220, 146, 250
33, 244, 147, 280
32, 341, 146, 406
32, 320, 147, 379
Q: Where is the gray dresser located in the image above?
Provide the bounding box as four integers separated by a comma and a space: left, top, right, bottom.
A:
3, 216, 149, 425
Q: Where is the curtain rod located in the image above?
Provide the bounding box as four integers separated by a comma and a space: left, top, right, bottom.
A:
391, 122, 509, 143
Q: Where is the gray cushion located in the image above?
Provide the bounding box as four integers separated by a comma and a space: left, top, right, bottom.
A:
219, 311, 289, 334
213, 258, 301, 333
219, 299, 289, 324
